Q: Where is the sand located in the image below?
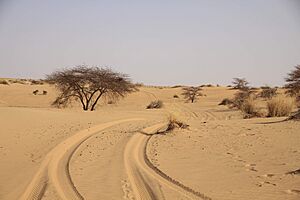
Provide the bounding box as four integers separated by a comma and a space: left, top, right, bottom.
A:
0, 82, 299, 200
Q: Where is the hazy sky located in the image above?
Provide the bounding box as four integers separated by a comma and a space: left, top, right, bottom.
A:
0, 0, 299, 86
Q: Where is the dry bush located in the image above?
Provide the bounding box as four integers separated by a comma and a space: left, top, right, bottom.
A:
240, 98, 263, 118
173, 94, 179, 98
219, 98, 233, 106
267, 96, 295, 117
42, 90, 48, 95
259, 87, 277, 99
146, 100, 163, 109
0, 80, 9, 85
33, 90, 39, 95
231, 89, 256, 109
166, 115, 189, 131
31, 79, 44, 85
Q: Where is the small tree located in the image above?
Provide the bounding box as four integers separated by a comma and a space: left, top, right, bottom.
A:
232, 78, 249, 90
285, 65, 300, 99
181, 86, 203, 103
46, 66, 136, 111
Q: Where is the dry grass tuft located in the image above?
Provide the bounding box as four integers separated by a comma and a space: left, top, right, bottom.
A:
166, 115, 189, 131
146, 100, 163, 109
267, 95, 295, 117
240, 98, 263, 118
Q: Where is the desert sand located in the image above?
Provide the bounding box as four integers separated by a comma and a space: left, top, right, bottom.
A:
0, 82, 299, 200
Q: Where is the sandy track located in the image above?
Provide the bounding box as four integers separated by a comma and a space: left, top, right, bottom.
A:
19, 118, 144, 200
124, 123, 212, 200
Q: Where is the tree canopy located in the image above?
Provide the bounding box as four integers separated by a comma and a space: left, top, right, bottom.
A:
181, 86, 203, 103
285, 65, 300, 97
46, 66, 136, 111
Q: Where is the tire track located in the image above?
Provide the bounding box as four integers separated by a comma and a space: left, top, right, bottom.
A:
124, 123, 212, 200
20, 118, 144, 200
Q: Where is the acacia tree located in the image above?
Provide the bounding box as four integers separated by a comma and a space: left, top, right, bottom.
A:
232, 78, 249, 90
46, 66, 136, 111
285, 65, 300, 99
182, 86, 203, 103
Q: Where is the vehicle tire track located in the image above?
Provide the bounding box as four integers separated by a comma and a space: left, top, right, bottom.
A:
124, 123, 212, 200
20, 118, 144, 200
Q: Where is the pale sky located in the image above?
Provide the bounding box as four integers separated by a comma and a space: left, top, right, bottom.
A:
0, 0, 299, 86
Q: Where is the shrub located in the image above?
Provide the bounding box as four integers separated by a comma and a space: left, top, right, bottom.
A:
31, 80, 44, 85
240, 98, 262, 118
173, 94, 179, 98
219, 98, 233, 106
42, 90, 48, 95
166, 115, 189, 131
33, 90, 39, 95
146, 100, 163, 109
267, 96, 295, 117
260, 87, 277, 99
231, 89, 256, 109
0, 80, 9, 85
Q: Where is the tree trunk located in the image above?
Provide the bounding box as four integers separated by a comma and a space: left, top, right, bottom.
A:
90, 92, 103, 111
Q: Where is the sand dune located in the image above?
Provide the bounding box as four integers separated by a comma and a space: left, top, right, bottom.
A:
0, 83, 299, 200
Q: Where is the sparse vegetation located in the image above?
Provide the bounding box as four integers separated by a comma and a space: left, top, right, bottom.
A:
9, 79, 26, 84
219, 98, 233, 106
166, 115, 189, 131
0, 80, 9, 85
42, 90, 48, 95
240, 97, 262, 118
171, 85, 183, 88
173, 94, 179, 98
267, 96, 295, 117
182, 86, 203, 103
259, 87, 277, 99
31, 79, 44, 85
146, 100, 163, 109
285, 65, 300, 106
46, 65, 136, 111
33, 90, 39, 95
232, 78, 249, 90
231, 89, 256, 109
